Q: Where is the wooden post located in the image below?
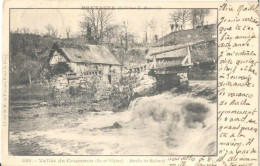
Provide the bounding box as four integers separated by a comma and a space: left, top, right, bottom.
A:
153, 55, 157, 69
187, 46, 192, 65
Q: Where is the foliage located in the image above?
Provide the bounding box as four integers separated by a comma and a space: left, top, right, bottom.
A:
68, 86, 85, 97
191, 9, 210, 28
109, 75, 138, 110
169, 9, 210, 29
18, 59, 40, 85
10, 33, 55, 86
112, 48, 146, 66
170, 9, 191, 29
68, 86, 77, 96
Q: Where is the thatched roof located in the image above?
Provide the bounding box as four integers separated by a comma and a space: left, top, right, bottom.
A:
50, 42, 120, 65
156, 59, 184, 69
146, 46, 187, 60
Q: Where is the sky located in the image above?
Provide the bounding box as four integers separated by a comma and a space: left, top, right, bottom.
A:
10, 9, 217, 41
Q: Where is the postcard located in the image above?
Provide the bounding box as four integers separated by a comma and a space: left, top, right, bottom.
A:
2, 0, 259, 165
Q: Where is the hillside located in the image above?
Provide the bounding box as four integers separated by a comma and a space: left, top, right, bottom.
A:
154, 24, 217, 47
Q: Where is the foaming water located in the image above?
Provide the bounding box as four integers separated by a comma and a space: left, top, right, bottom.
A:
128, 93, 217, 155
10, 93, 216, 155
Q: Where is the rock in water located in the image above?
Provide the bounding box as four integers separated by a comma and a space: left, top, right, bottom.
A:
184, 102, 210, 128
133, 73, 156, 97
78, 109, 84, 114
112, 122, 122, 129
99, 122, 122, 130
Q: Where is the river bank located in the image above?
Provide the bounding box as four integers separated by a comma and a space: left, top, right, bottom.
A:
9, 80, 217, 155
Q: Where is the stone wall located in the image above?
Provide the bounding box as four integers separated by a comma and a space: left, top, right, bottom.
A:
50, 70, 121, 100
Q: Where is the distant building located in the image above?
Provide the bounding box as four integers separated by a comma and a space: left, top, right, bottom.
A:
146, 44, 190, 70
146, 38, 216, 68
48, 42, 121, 89
145, 43, 192, 91
145, 36, 217, 91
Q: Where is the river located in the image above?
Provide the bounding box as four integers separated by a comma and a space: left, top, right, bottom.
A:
9, 91, 216, 155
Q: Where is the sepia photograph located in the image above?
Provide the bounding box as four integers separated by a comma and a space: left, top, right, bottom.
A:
9, 8, 217, 156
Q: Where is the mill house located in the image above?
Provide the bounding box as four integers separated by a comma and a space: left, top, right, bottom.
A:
48, 42, 121, 89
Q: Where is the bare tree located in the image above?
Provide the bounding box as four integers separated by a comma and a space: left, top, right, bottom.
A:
45, 24, 53, 36
191, 9, 199, 28
104, 24, 120, 47
143, 21, 150, 43
33, 29, 40, 35
177, 9, 191, 30
80, 9, 113, 44
143, 18, 157, 43
65, 26, 71, 38
118, 21, 137, 50
170, 9, 191, 30
53, 28, 58, 37
45, 24, 58, 37
197, 9, 210, 26
169, 10, 180, 25
22, 28, 30, 34
191, 9, 210, 28
122, 21, 129, 51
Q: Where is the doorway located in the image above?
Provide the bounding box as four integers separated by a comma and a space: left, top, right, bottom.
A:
108, 75, 112, 84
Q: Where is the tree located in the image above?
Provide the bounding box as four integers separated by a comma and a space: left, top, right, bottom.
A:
177, 9, 191, 30
45, 24, 53, 36
197, 9, 210, 26
65, 26, 71, 38
33, 29, 40, 35
22, 28, 30, 34
191, 9, 210, 28
143, 18, 157, 43
80, 9, 114, 44
169, 9, 191, 30
19, 59, 39, 86
191, 9, 199, 28
45, 24, 58, 37
103, 24, 120, 47
169, 11, 180, 25
122, 21, 129, 51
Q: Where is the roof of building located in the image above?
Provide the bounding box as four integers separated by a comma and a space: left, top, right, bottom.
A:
156, 59, 185, 69
50, 42, 120, 65
146, 39, 214, 58
146, 38, 217, 64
